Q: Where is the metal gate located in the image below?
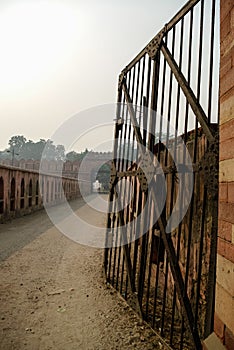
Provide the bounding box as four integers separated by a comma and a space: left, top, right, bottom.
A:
104, 0, 219, 349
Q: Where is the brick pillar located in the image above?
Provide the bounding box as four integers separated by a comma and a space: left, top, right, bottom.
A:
214, 1, 234, 349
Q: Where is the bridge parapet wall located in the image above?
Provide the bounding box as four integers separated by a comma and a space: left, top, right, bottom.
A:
0, 165, 82, 222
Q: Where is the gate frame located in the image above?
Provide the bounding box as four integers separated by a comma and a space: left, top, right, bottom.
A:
104, 1, 219, 349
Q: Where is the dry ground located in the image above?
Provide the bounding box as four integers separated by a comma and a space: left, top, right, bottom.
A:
0, 198, 169, 350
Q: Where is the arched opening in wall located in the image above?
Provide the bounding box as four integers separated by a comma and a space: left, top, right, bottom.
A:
10, 178, 16, 211
0, 177, 4, 214
51, 181, 54, 202
36, 180, 39, 205
95, 163, 111, 193
58, 182, 61, 199
28, 179, 32, 207
62, 180, 66, 200
41, 178, 44, 204
55, 181, 58, 200
67, 182, 69, 198
46, 181, 49, 203
20, 178, 25, 209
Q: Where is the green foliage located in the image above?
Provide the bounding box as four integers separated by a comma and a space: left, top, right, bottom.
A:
96, 163, 111, 191
2, 135, 66, 161
66, 148, 90, 162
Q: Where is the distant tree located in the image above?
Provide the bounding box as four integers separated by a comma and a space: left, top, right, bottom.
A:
66, 148, 91, 162
0, 150, 11, 160
4, 135, 66, 161
2, 136, 104, 163
96, 163, 111, 191
66, 151, 80, 162
79, 148, 90, 160
8, 135, 26, 155
55, 144, 66, 161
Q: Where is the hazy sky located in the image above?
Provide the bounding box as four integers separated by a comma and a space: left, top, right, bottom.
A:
0, 0, 188, 151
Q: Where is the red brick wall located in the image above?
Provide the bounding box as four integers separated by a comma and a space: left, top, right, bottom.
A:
214, 0, 234, 349
0, 165, 81, 222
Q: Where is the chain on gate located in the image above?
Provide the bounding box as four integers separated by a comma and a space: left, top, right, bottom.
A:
104, 0, 219, 349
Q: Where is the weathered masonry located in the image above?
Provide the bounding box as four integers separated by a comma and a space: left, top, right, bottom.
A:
0, 153, 111, 222
104, 0, 227, 349
0, 164, 80, 222
210, 0, 234, 349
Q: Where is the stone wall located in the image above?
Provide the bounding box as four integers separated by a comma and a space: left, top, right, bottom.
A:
0, 164, 81, 222
0, 152, 112, 179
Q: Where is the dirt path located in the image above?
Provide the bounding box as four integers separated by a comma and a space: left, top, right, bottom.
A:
0, 199, 168, 350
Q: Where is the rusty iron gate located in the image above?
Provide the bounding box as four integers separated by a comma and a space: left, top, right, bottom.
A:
104, 0, 219, 349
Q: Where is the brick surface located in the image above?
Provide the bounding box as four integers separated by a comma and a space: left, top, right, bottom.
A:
220, 52, 232, 79
219, 1, 234, 344
231, 6, 234, 30
219, 182, 228, 202
220, 138, 234, 161
220, 66, 234, 97
218, 237, 234, 264
215, 282, 234, 334
220, 26, 234, 59
214, 313, 225, 341
225, 326, 234, 350
220, 119, 234, 142
216, 254, 234, 296
219, 202, 234, 224
220, 90, 234, 123
221, 13, 231, 41
220, 159, 234, 182
228, 182, 234, 203
220, 0, 234, 23
203, 333, 226, 350
218, 219, 232, 242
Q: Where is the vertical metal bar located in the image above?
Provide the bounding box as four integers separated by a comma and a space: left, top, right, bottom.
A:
132, 57, 146, 288
159, 34, 168, 146
196, 0, 204, 104
148, 51, 161, 150
137, 191, 149, 309
194, 187, 207, 325
135, 60, 141, 107
134, 56, 152, 307
193, 0, 204, 163
115, 91, 129, 290
207, 0, 216, 124
138, 55, 146, 130
160, 26, 176, 338
104, 76, 123, 277
170, 21, 184, 346
184, 7, 193, 141
161, 257, 169, 337
111, 88, 128, 286
143, 57, 152, 146
204, 183, 218, 337
180, 7, 194, 347
124, 60, 143, 298
145, 50, 161, 320
120, 68, 134, 297
165, 26, 176, 163
151, 34, 168, 330
124, 64, 138, 298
